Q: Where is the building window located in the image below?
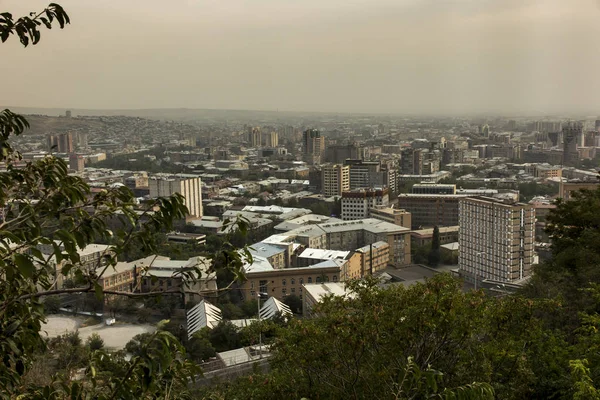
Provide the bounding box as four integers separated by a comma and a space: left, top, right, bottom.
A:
316, 276, 321, 283
291, 278, 295, 285
291, 288, 295, 293
282, 279, 287, 286
333, 275, 338, 282
308, 277, 312, 283
167, 279, 172, 287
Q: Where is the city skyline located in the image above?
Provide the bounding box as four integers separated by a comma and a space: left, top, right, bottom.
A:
2, 0, 600, 115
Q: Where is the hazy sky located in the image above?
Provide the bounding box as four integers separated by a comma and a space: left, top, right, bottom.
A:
1, 0, 600, 114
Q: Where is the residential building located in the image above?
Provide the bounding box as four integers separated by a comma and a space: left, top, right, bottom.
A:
458, 197, 535, 284
322, 164, 350, 197
69, 153, 85, 172
369, 206, 412, 229
398, 194, 466, 229
288, 218, 411, 266
97, 262, 137, 293
149, 174, 203, 218
341, 188, 389, 220
352, 241, 390, 278
248, 127, 261, 147
535, 165, 562, 179
137, 255, 217, 303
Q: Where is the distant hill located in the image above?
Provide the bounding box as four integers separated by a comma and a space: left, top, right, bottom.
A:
0, 106, 333, 122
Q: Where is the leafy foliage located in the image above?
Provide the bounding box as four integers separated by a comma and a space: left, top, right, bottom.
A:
0, 3, 70, 47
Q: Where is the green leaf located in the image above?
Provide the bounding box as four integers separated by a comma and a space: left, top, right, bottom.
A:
94, 282, 104, 301
14, 253, 35, 278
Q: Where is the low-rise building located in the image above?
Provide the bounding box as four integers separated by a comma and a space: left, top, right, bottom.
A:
302, 281, 350, 317
239, 262, 343, 303
351, 241, 390, 279
410, 226, 460, 248
369, 206, 412, 228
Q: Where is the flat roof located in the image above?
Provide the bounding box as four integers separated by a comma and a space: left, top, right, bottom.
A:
298, 248, 350, 260
303, 282, 350, 301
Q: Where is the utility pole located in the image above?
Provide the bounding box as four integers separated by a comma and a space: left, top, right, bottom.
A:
370, 243, 373, 275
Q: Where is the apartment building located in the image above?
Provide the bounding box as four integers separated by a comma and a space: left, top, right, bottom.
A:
458, 197, 535, 284
149, 174, 203, 218
398, 194, 467, 229
341, 188, 389, 220
351, 241, 390, 279
322, 164, 350, 197
287, 218, 411, 266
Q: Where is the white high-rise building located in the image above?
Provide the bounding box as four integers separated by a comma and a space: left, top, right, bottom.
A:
341, 188, 389, 221
459, 196, 535, 284
149, 175, 203, 218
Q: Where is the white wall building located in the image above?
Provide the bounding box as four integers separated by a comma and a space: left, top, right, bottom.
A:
149, 174, 203, 218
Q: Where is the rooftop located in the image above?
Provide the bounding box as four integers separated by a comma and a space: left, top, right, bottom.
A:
303, 282, 350, 302
298, 248, 350, 260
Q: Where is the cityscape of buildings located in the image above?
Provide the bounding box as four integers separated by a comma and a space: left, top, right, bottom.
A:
8, 109, 600, 308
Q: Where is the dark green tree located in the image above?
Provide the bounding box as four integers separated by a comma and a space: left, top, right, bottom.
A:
283, 294, 302, 314
428, 225, 441, 267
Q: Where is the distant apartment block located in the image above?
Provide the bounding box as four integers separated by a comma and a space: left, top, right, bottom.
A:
459, 197, 535, 284
563, 122, 582, 167
303, 129, 325, 162
341, 188, 389, 220
47, 132, 74, 153
264, 131, 279, 147
322, 164, 350, 197
324, 142, 362, 164
149, 174, 203, 218
69, 153, 85, 172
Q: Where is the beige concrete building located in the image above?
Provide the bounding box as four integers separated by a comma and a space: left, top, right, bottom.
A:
369, 206, 412, 228
559, 181, 600, 201
287, 218, 411, 266
410, 226, 460, 247
239, 263, 343, 302
322, 164, 350, 197
459, 197, 535, 284
352, 241, 390, 278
